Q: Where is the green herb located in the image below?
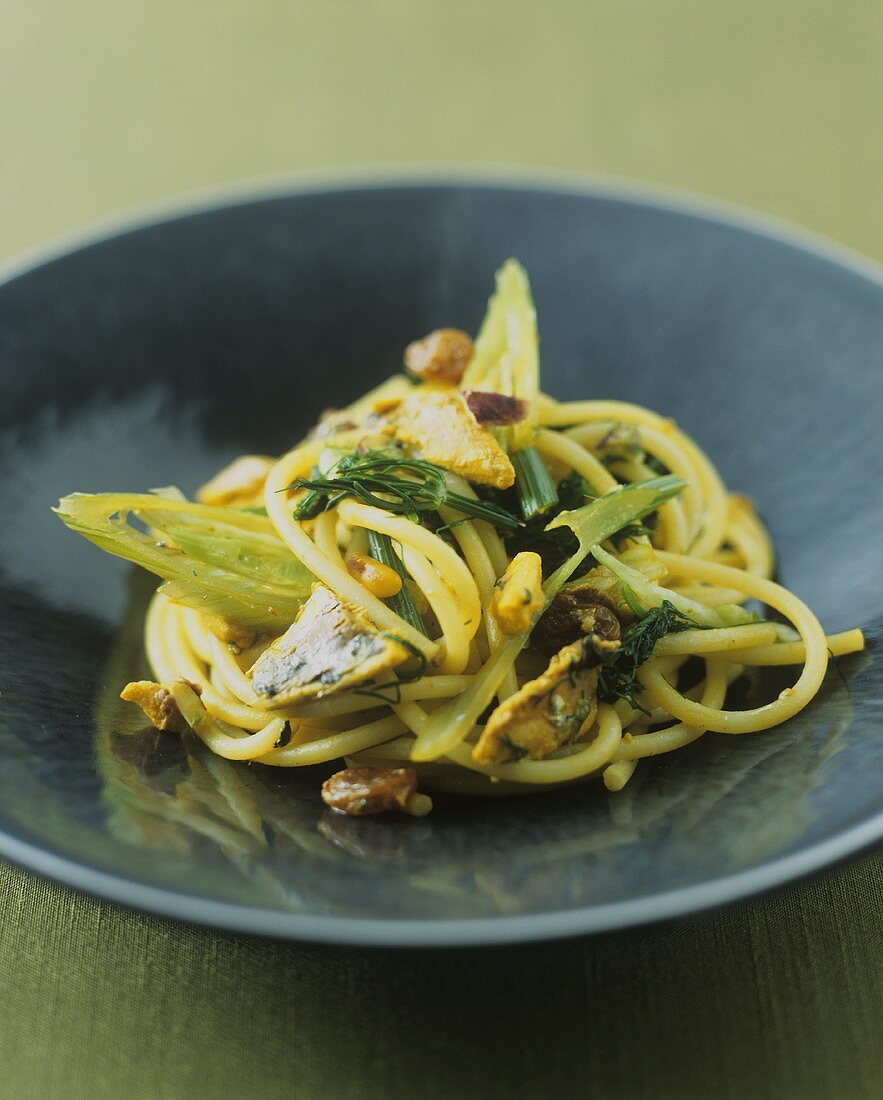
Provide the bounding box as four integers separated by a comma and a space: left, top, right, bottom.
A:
506, 522, 577, 577
557, 471, 595, 510
591, 543, 757, 628
615, 522, 652, 543
597, 600, 696, 711
503, 471, 596, 575
288, 451, 520, 532
354, 635, 428, 705
512, 445, 558, 520
365, 529, 425, 633
410, 475, 686, 761
644, 455, 669, 477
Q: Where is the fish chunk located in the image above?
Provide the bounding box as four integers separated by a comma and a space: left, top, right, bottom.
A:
385, 388, 515, 489
473, 634, 618, 763
248, 584, 410, 706
490, 551, 544, 635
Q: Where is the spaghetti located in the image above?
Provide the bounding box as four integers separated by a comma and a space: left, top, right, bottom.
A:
56, 259, 864, 815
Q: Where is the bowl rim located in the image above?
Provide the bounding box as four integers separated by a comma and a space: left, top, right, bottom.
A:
2, 164, 881, 290
0, 166, 880, 946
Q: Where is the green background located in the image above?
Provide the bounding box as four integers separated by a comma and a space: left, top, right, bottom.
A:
0, 3, 881, 1097
1, 0, 881, 263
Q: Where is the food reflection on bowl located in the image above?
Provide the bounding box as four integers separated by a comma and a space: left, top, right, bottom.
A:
93, 570, 867, 919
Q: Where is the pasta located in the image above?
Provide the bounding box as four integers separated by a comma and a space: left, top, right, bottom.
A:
56, 260, 864, 816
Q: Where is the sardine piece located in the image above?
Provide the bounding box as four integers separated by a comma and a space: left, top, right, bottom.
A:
248, 584, 410, 706
384, 388, 515, 489
473, 634, 618, 763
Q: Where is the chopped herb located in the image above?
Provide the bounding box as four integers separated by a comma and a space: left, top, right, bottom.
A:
557, 471, 595, 510
512, 446, 558, 520
505, 521, 578, 577
288, 450, 520, 532
354, 635, 428, 705
615, 522, 652, 544
274, 721, 292, 749
644, 455, 668, 477
503, 472, 597, 575
365, 529, 425, 633
597, 600, 697, 712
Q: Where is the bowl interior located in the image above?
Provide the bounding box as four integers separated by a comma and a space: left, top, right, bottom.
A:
0, 181, 881, 942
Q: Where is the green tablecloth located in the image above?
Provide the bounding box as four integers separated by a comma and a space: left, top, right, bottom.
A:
1, 3, 881, 1097
1, 854, 881, 1099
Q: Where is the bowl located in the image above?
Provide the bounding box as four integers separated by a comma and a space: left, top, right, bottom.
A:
0, 172, 880, 945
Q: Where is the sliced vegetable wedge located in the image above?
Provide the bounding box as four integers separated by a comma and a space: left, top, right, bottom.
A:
55, 492, 314, 631
590, 544, 756, 628
462, 258, 539, 452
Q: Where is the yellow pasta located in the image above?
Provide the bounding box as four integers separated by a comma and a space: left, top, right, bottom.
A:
57, 259, 864, 816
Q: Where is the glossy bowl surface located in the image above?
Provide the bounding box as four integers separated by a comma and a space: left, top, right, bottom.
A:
0, 175, 880, 945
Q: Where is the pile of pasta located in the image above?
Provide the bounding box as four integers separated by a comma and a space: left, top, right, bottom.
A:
146, 390, 862, 797
59, 261, 864, 813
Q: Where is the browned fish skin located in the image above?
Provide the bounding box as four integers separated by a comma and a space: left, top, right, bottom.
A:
404, 328, 474, 384
321, 766, 419, 815
473, 635, 616, 763
385, 388, 515, 489
120, 680, 185, 733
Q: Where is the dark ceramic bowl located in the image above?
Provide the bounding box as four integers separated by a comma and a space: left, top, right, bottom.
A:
0, 174, 881, 945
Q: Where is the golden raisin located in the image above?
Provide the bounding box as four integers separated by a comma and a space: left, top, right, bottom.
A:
321, 766, 419, 815
403, 328, 474, 384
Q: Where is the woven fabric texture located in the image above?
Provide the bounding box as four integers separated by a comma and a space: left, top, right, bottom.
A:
1, 852, 880, 1100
